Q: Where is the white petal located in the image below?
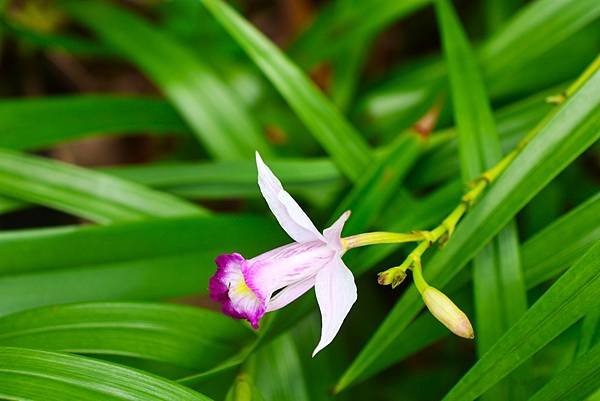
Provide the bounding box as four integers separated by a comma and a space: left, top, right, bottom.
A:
256, 152, 323, 243
323, 211, 351, 251
266, 276, 316, 312
313, 257, 357, 357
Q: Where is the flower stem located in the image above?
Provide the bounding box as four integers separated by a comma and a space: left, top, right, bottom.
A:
342, 231, 426, 250
377, 55, 600, 287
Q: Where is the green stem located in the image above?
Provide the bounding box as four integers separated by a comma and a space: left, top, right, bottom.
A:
377, 56, 600, 287
343, 231, 426, 249
412, 260, 429, 294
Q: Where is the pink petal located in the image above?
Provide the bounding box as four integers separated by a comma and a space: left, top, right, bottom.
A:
323, 210, 351, 251
313, 257, 357, 356
256, 152, 324, 243
266, 276, 316, 312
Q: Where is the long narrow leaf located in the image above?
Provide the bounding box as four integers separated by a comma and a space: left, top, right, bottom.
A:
529, 342, 600, 401
0, 302, 254, 371
62, 0, 271, 159
0, 96, 188, 151
0, 346, 213, 400
0, 149, 204, 223
436, 2, 528, 399
200, 0, 372, 181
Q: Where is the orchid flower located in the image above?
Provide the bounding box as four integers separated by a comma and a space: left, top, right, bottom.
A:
209, 152, 357, 356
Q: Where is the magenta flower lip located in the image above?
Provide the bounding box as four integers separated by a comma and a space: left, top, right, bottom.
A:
208, 152, 357, 356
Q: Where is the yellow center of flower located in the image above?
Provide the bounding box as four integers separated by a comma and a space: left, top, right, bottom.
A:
230, 279, 254, 297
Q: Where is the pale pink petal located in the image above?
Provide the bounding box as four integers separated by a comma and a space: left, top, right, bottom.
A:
266, 276, 316, 312
256, 152, 323, 243
323, 211, 351, 251
313, 257, 357, 356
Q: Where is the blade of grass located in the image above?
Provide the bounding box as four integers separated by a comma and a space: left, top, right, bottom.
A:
289, 0, 431, 68
199, 0, 372, 182
483, 0, 521, 34
0, 86, 557, 215
0, 302, 254, 372
352, 180, 462, 273
104, 159, 343, 203
0, 149, 204, 223
523, 192, 600, 288
442, 241, 600, 401
479, 0, 600, 81
0, 214, 282, 277
359, 0, 600, 136
0, 346, 213, 400
0, 96, 189, 151
336, 60, 600, 392
225, 372, 266, 401
331, 131, 424, 233
62, 0, 272, 160
575, 312, 599, 358
529, 341, 600, 401
436, 1, 528, 399
410, 86, 556, 188
251, 334, 310, 401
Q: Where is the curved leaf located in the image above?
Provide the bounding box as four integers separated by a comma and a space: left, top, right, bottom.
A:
200, 0, 372, 181
0, 346, 213, 400
529, 342, 600, 401
62, 0, 272, 159
0, 95, 188, 151
0, 149, 204, 223
0, 302, 254, 372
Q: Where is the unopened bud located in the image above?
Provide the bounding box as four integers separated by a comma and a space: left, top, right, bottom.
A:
377, 271, 392, 286
422, 286, 474, 339
377, 269, 406, 287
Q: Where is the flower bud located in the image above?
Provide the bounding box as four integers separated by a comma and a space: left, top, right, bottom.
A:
377, 269, 406, 287
422, 286, 474, 339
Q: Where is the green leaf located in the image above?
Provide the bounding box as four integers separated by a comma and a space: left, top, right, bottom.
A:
337, 60, 600, 392
523, 192, 600, 287
0, 215, 284, 315
442, 241, 600, 401
0, 302, 254, 372
225, 373, 267, 401
289, 0, 431, 68
575, 312, 599, 358
104, 158, 343, 203
0, 149, 204, 223
410, 86, 555, 188
483, 0, 521, 34
332, 132, 423, 233
199, 0, 372, 181
360, 0, 600, 136
62, 0, 272, 159
0, 214, 281, 277
252, 334, 310, 401
351, 181, 462, 274
0, 158, 343, 213
0, 346, 213, 400
436, 1, 528, 399
0, 96, 188, 151
529, 342, 600, 401
480, 0, 600, 81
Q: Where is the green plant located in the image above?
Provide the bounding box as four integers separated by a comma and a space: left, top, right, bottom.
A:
0, 0, 598, 399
